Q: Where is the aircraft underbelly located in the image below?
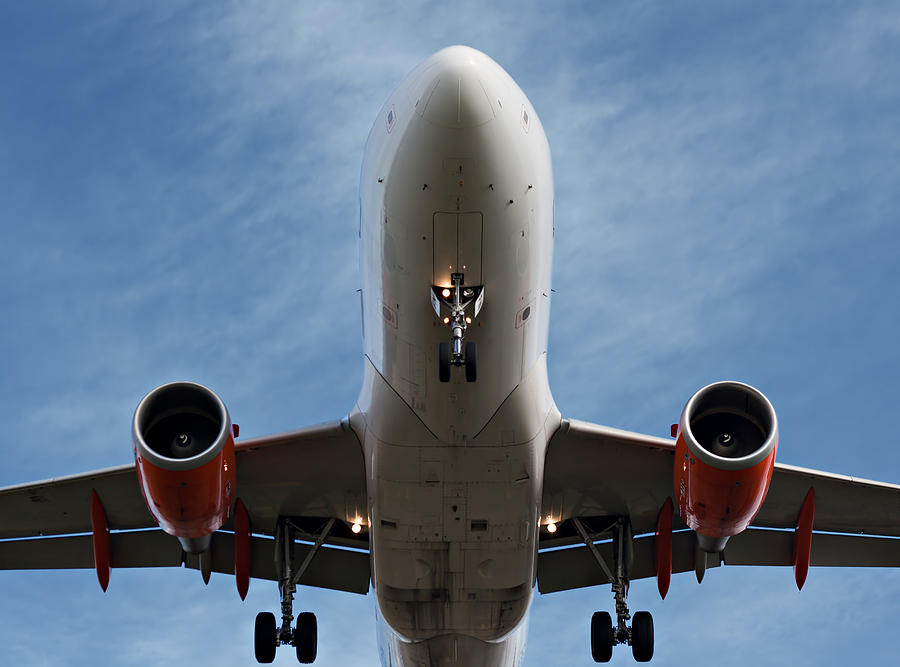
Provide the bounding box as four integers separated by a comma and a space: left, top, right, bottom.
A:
353, 356, 557, 645
373, 435, 535, 632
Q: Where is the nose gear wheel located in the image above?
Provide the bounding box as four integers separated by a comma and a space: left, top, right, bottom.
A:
432, 273, 483, 383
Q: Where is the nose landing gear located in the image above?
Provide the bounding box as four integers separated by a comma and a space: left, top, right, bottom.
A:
432, 273, 483, 383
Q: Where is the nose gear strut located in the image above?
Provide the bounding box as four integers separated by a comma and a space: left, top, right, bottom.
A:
431, 273, 483, 383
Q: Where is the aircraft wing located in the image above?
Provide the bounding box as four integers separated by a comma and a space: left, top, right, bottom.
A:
538, 418, 900, 593
0, 419, 370, 594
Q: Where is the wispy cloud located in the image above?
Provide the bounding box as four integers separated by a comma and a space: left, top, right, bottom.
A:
1, 1, 899, 665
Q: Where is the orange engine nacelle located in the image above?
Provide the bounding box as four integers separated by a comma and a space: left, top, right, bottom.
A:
132, 382, 236, 553
674, 381, 778, 552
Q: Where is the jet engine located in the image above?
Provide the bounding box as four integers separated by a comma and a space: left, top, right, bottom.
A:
673, 381, 778, 552
132, 382, 236, 553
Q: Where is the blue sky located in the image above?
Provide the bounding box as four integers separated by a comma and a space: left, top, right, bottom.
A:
1, 1, 899, 665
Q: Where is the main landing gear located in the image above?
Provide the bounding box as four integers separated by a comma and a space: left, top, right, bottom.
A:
432, 273, 483, 383
573, 517, 654, 663
254, 518, 335, 664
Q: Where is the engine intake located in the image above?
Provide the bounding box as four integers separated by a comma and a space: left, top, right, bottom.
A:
674, 381, 778, 551
133, 382, 236, 552
138, 383, 225, 461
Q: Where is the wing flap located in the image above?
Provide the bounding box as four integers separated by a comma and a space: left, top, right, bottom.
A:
0, 531, 182, 570
182, 532, 370, 594
538, 529, 900, 594
724, 529, 900, 568
537, 532, 720, 594
0, 529, 371, 594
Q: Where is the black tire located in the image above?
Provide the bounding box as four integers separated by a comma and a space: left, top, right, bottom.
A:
438, 342, 451, 382
631, 611, 654, 663
295, 612, 317, 664
254, 612, 277, 664
465, 341, 477, 382
590, 611, 614, 663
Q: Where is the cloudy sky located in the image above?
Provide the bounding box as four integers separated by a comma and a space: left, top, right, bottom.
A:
2, 1, 899, 665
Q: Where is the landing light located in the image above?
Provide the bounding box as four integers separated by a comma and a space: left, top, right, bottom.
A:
442, 288, 451, 298
465, 317, 472, 324
443, 317, 450, 324
351, 521, 362, 534
546, 522, 558, 534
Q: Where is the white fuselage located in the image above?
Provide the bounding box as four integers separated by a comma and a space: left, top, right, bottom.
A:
349, 47, 560, 666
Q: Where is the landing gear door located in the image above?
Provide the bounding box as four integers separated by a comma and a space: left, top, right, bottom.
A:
458, 212, 483, 286
433, 212, 457, 286
433, 212, 484, 287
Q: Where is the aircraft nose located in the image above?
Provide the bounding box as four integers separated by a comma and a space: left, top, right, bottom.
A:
418, 49, 497, 129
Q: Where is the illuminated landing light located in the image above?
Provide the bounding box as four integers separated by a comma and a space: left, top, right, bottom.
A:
351, 521, 362, 534
546, 522, 558, 534
443, 317, 450, 324
442, 288, 451, 298
465, 317, 472, 324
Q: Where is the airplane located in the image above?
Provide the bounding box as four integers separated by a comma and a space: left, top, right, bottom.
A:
2, 45, 899, 666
